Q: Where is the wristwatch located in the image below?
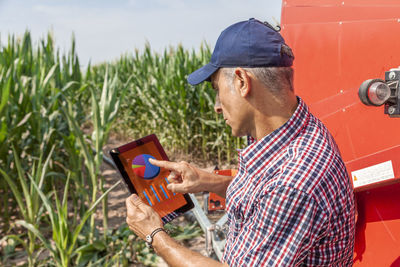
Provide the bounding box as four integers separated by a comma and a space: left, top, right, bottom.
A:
145, 228, 167, 249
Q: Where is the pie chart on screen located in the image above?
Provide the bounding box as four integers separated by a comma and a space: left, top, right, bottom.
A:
132, 154, 160, 179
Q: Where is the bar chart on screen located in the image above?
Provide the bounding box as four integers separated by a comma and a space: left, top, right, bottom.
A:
142, 177, 176, 206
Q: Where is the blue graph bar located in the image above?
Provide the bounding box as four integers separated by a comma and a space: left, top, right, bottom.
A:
143, 190, 152, 206
160, 184, 169, 199
150, 185, 161, 202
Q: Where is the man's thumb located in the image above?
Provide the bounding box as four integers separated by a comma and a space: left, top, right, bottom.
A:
129, 194, 141, 204
130, 194, 148, 209
130, 194, 151, 214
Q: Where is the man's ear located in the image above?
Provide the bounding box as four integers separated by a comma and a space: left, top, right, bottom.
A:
234, 68, 251, 97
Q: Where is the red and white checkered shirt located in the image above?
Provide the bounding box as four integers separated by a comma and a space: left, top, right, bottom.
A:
223, 97, 355, 266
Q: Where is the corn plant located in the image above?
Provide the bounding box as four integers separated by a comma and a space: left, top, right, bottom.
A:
1, 29, 239, 266
88, 69, 131, 239
61, 68, 129, 241
0, 32, 93, 265
0, 32, 86, 231
0, 145, 54, 266
16, 169, 121, 267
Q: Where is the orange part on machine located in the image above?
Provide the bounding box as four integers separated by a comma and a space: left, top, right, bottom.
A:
208, 169, 238, 211
208, 193, 226, 211
281, 1, 400, 266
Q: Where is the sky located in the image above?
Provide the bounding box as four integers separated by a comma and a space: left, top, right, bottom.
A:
0, 0, 282, 66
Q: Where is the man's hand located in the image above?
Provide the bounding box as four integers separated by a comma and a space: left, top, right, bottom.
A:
125, 191, 229, 267
125, 194, 163, 240
149, 159, 205, 194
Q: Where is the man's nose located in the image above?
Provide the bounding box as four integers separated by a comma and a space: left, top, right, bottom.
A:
214, 95, 222, 113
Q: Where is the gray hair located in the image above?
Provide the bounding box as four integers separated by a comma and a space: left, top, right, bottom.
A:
222, 66, 294, 93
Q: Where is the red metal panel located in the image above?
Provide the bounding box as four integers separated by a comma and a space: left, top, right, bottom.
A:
354, 182, 400, 266
281, 1, 400, 266
281, 9, 400, 164
282, 0, 400, 24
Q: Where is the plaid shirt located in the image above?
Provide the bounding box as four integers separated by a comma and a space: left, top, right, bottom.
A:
222, 97, 355, 266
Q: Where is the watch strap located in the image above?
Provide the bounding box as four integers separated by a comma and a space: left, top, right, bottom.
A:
145, 228, 166, 249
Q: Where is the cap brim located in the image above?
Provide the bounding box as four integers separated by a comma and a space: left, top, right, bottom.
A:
187, 63, 219, 85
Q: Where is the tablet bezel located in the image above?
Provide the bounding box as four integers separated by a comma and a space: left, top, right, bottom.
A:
109, 134, 194, 223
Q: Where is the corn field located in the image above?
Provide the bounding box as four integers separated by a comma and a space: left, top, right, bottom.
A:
0, 31, 244, 266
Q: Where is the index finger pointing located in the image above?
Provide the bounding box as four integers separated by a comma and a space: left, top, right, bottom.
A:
149, 158, 180, 172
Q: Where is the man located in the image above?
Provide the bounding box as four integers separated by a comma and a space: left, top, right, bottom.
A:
126, 18, 355, 266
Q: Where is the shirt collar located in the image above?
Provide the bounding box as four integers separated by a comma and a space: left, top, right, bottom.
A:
239, 96, 310, 172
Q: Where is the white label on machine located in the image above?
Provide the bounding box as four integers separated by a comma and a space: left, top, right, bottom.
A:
351, 160, 395, 188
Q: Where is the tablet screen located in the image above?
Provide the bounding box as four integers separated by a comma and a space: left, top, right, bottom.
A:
110, 134, 193, 223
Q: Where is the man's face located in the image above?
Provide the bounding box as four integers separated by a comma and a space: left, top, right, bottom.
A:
211, 69, 250, 137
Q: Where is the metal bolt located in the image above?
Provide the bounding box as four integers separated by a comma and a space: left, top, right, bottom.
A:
389, 71, 396, 80
388, 106, 396, 114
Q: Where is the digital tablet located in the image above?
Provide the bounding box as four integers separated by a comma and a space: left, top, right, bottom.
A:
109, 134, 194, 224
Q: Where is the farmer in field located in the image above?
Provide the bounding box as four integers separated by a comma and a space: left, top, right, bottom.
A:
126, 18, 356, 266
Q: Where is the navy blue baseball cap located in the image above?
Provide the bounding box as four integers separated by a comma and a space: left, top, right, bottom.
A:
187, 18, 294, 85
